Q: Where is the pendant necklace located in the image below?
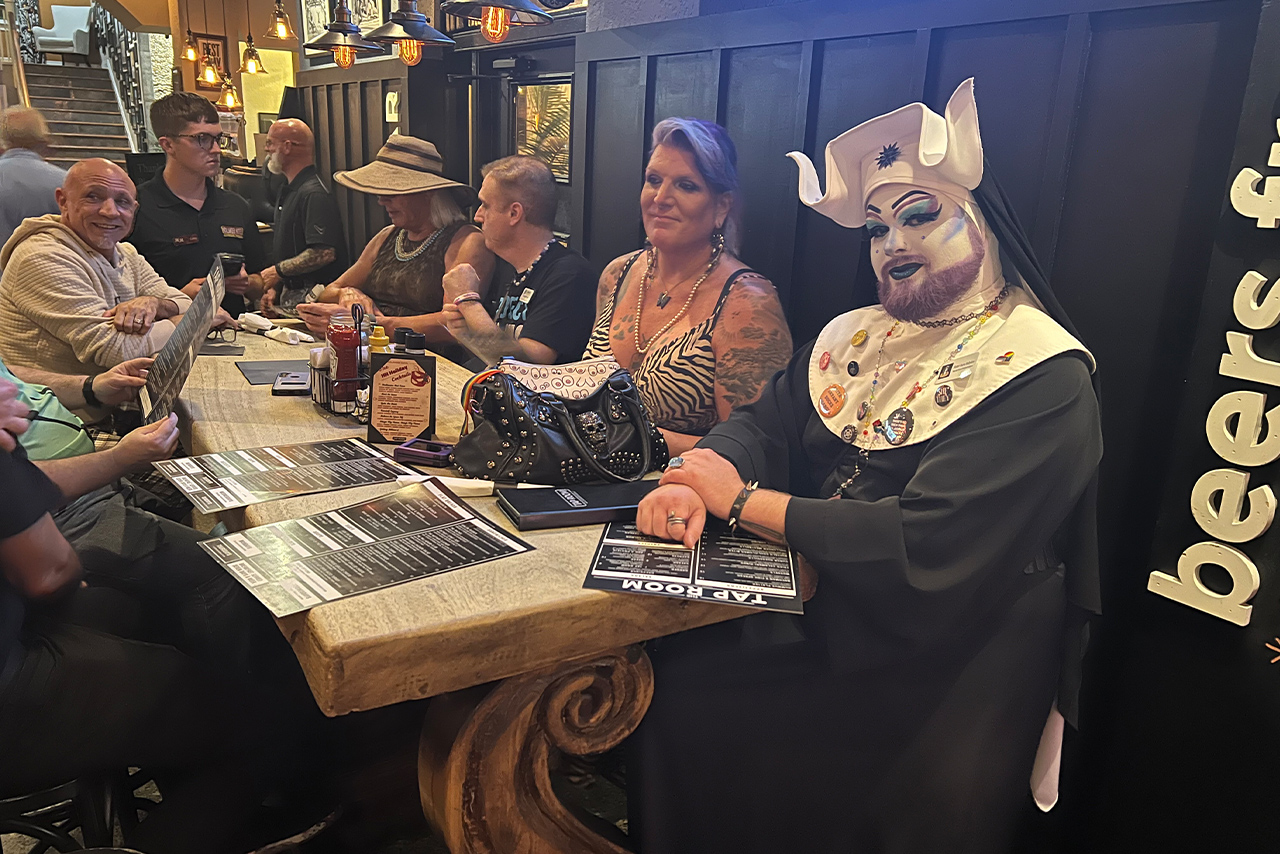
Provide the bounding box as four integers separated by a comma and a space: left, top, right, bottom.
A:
831, 283, 1010, 498
395, 225, 447, 262
634, 243, 723, 355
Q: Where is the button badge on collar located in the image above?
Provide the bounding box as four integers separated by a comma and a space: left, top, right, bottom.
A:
818, 384, 846, 418
851, 329, 868, 347
819, 351, 832, 371
847, 360, 859, 377
934, 384, 953, 407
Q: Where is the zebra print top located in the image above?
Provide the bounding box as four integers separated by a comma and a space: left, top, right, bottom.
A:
584, 251, 757, 436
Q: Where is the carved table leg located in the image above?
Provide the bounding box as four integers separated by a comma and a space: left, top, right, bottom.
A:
418, 645, 653, 854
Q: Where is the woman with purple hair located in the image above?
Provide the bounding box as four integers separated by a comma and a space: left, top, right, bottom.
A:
582, 118, 793, 455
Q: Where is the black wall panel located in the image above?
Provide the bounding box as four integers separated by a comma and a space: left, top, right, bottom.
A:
651, 51, 720, 126
584, 58, 647, 268
720, 43, 807, 305
925, 17, 1069, 241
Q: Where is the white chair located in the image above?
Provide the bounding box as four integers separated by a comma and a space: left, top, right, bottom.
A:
33, 5, 91, 64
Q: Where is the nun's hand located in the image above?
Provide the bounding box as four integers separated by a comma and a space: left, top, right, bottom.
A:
658, 447, 743, 520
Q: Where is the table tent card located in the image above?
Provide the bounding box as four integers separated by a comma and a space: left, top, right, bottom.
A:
201, 480, 534, 617
584, 520, 803, 614
141, 255, 227, 423
153, 437, 418, 513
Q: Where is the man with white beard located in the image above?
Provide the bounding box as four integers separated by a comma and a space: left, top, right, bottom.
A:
258, 119, 348, 315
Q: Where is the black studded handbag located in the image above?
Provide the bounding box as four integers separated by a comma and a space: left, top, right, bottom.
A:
451, 358, 669, 485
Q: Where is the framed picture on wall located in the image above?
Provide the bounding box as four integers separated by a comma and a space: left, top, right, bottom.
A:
193, 34, 228, 90
298, 0, 389, 63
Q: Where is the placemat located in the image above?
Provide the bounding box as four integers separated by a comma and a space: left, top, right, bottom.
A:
236, 359, 311, 385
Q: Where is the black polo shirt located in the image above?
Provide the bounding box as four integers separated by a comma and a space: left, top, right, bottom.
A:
272, 165, 348, 308
129, 172, 268, 317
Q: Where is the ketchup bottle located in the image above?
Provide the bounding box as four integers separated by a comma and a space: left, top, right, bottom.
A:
327, 313, 359, 407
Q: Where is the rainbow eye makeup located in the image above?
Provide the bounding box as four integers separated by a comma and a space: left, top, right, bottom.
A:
866, 217, 889, 239
896, 197, 942, 227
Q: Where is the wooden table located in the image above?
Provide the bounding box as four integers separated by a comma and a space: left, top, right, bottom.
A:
177, 333, 739, 853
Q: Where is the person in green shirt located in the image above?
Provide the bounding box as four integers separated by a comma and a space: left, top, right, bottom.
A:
0, 354, 253, 675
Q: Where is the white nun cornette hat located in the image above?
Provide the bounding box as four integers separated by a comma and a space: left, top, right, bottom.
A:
787, 78, 984, 229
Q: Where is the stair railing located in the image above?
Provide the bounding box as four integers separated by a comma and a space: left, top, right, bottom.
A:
0, 4, 31, 107
89, 2, 146, 151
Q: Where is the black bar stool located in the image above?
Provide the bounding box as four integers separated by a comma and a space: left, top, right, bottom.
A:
0, 771, 155, 853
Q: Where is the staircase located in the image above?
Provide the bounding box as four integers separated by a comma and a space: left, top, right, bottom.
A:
23, 64, 130, 170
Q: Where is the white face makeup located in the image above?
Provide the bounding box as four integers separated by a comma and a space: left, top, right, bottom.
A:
864, 185, 986, 322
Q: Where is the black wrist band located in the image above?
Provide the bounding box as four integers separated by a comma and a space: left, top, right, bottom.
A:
82, 374, 101, 408
274, 263, 286, 280
727, 481, 759, 532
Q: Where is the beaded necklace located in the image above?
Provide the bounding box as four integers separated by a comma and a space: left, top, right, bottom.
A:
634, 244, 723, 355
830, 283, 1010, 498
395, 224, 447, 262
508, 238, 557, 294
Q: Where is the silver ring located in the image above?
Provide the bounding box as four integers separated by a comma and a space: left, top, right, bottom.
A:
667, 456, 685, 469
667, 514, 687, 527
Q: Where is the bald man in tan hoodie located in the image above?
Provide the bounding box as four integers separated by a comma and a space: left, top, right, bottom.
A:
0, 159, 191, 377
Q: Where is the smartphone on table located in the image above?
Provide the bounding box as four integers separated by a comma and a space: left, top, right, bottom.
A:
271, 371, 311, 396
394, 438, 454, 467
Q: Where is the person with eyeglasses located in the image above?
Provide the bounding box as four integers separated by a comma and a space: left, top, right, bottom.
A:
0, 158, 195, 378
128, 92, 268, 319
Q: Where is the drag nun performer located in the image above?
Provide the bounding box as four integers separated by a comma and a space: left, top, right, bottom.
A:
630, 79, 1104, 853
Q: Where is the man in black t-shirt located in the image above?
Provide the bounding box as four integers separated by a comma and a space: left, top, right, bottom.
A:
258, 119, 348, 315
442, 155, 595, 366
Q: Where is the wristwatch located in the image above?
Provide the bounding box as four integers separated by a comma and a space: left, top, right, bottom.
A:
82, 374, 102, 408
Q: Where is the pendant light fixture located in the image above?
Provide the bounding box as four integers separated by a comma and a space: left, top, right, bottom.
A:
240, 36, 266, 73
264, 0, 295, 41
181, 0, 200, 61
196, 0, 220, 82
218, 75, 240, 109
239, 0, 266, 73
439, 0, 551, 44
304, 0, 381, 69
365, 0, 453, 67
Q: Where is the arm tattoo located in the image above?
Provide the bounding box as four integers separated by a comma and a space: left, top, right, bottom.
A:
717, 313, 793, 409
278, 245, 337, 277
736, 519, 786, 544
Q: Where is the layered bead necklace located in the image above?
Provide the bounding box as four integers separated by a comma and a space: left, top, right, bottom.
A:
634, 243, 723, 355
395, 224, 448, 262
830, 283, 1010, 498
